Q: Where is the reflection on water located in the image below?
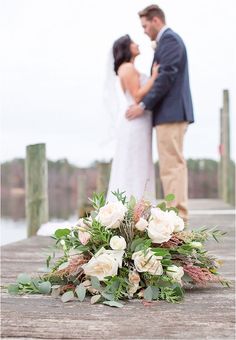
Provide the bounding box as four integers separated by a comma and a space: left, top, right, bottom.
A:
1, 192, 79, 246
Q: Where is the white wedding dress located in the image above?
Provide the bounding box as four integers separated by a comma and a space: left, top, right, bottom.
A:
107, 74, 156, 202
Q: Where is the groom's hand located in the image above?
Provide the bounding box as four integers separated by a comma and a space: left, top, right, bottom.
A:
126, 104, 144, 120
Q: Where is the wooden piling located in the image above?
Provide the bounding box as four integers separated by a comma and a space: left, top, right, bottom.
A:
77, 171, 87, 217
96, 162, 111, 195
25, 143, 49, 237
219, 90, 231, 203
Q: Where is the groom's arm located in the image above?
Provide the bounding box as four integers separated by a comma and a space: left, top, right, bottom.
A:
142, 34, 184, 111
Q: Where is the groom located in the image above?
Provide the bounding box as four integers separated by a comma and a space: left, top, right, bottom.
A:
126, 4, 194, 221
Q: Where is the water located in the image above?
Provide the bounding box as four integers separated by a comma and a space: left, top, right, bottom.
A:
1, 218, 27, 246
1, 192, 79, 246
0, 215, 78, 246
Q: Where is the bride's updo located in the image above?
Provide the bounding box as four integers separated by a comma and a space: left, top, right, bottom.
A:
113, 35, 132, 75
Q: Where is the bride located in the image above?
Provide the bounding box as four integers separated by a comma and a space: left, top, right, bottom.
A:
106, 34, 159, 202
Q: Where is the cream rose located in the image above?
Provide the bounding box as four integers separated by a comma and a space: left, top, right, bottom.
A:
147, 219, 173, 243
150, 208, 184, 232
166, 265, 184, 283
171, 212, 185, 232
82, 247, 124, 281
135, 218, 148, 231
132, 249, 163, 275
110, 236, 126, 250
96, 202, 127, 229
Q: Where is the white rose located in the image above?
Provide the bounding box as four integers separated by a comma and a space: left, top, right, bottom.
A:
147, 220, 173, 243
166, 265, 184, 283
132, 249, 163, 275
150, 208, 185, 232
135, 218, 148, 231
93, 247, 124, 268
170, 212, 185, 232
82, 247, 124, 281
189, 241, 203, 249
96, 202, 127, 229
110, 236, 126, 250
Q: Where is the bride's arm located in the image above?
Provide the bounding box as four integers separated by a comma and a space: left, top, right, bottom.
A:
119, 63, 158, 103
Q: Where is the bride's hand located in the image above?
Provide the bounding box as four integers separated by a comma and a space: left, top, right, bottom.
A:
151, 62, 160, 79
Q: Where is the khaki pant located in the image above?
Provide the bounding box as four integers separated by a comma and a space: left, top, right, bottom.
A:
156, 122, 188, 221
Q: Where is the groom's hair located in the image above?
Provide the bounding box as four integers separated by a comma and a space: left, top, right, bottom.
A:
138, 4, 166, 23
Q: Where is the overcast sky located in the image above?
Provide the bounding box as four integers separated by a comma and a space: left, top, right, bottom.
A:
0, 0, 235, 167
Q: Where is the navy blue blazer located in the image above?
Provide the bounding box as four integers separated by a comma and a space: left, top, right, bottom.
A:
142, 28, 194, 126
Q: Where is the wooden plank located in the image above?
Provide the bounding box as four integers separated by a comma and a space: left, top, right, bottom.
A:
1, 200, 235, 339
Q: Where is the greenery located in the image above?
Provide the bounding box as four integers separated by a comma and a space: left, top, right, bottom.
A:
6, 191, 230, 307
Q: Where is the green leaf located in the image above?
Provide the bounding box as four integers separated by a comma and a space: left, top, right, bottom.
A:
54, 228, 71, 238
161, 259, 172, 266
61, 290, 74, 303
46, 255, 51, 268
144, 286, 153, 301
38, 281, 52, 294
131, 238, 144, 252
165, 194, 175, 202
101, 292, 115, 301
8, 284, 19, 295
128, 195, 136, 209
91, 295, 101, 304
75, 284, 86, 302
157, 202, 166, 211
151, 286, 160, 300
16, 273, 31, 285
151, 247, 170, 257
172, 284, 184, 298
91, 276, 101, 290
103, 300, 124, 308
167, 207, 179, 214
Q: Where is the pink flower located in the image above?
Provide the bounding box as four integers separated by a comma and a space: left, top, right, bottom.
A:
78, 230, 91, 245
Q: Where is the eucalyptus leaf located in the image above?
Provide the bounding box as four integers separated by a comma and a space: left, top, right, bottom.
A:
101, 292, 115, 301
151, 286, 160, 300
38, 281, 52, 294
16, 273, 31, 285
8, 284, 19, 295
91, 295, 101, 304
103, 300, 124, 308
61, 290, 74, 303
144, 286, 153, 301
75, 284, 86, 302
131, 238, 144, 252
91, 276, 101, 290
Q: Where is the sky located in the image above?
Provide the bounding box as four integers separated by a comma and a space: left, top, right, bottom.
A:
0, 0, 235, 167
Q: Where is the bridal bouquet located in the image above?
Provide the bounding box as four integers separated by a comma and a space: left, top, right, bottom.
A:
8, 191, 229, 307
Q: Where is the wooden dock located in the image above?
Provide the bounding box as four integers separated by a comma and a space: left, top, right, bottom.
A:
1, 199, 235, 339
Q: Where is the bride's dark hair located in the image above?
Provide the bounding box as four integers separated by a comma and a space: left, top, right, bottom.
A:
113, 34, 132, 75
